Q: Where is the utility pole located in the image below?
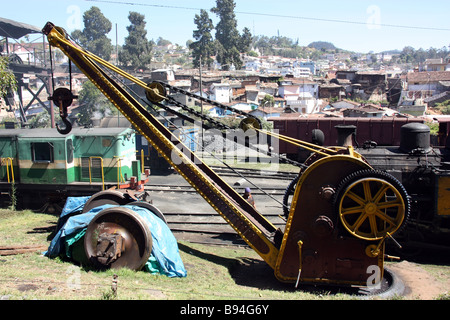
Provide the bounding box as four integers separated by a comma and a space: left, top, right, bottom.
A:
199, 55, 204, 148
115, 23, 119, 66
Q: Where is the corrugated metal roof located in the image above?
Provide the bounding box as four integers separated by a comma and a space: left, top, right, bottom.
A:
0, 17, 41, 39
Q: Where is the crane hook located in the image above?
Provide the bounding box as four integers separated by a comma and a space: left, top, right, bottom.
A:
57, 117, 72, 135
49, 87, 77, 135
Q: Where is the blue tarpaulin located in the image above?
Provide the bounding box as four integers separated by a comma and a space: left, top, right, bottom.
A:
45, 197, 187, 278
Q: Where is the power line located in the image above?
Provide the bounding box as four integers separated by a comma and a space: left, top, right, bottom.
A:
85, 0, 450, 32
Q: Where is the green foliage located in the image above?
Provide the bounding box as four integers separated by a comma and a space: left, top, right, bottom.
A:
119, 12, 153, 69
156, 37, 171, 46
0, 56, 17, 98
391, 46, 449, 66
76, 81, 116, 127
260, 94, 275, 107
239, 27, 253, 53
426, 122, 439, 136
28, 110, 51, 128
434, 100, 450, 115
70, 6, 113, 60
308, 41, 337, 51
211, 0, 251, 70
253, 35, 319, 59
190, 9, 215, 69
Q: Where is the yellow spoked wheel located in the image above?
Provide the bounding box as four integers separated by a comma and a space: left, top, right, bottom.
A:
334, 170, 410, 241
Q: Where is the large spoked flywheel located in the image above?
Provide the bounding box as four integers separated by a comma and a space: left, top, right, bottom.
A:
334, 170, 410, 241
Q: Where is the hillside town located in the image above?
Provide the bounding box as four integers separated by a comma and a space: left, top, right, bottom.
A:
160, 50, 450, 122
2, 16, 450, 129
2, 5, 450, 303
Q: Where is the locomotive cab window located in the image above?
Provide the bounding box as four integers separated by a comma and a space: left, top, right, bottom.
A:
31, 142, 54, 163
66, 139, 74, 164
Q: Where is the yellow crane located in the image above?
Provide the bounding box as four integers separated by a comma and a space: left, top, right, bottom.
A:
43, 22, 409, 287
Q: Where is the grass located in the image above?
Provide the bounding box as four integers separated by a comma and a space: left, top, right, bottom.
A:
0, 209, 345, 300
0, 209, 449, 300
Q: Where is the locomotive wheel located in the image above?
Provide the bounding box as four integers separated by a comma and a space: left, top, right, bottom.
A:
84, 206, 152, 271
130, 201, 167, 224
334, 170, 410, 241
82, 190, 134, 213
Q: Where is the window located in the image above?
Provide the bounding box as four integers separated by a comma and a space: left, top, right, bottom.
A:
66, 139, 73, 164
31, 142, 54, 163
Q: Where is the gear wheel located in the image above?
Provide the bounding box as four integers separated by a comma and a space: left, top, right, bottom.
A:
282, 175, 300, 218
333, 169, 410, 241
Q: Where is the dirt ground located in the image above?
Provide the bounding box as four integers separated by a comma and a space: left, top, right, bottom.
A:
388, 260, 449, 300
175, 232, 450, 300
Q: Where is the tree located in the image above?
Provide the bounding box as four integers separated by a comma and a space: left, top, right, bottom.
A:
239, 27, 253, 53
190, 9, 215, 69
211, 0, 243, 70
156, 37, 172, 47
76, 81, 116, 127
260, 94, 275, 108
308, 41, 337, 51
119, 12, 153, 69
28, 110, 51, 128
0, 56, 17, 100
435, 100, 450, 115
71, 6, 113, 60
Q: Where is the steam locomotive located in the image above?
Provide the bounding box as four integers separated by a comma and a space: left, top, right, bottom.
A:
275, 117, 450, 256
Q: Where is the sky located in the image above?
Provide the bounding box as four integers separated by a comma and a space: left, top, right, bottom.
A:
1, 0, 450, 53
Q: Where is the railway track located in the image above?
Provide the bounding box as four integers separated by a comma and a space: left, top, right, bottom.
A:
208, 165, 298, 180
164, 210, 286, 246
145, 183, 287, 236
145, 184, 288, 196
144, 169, 291, 245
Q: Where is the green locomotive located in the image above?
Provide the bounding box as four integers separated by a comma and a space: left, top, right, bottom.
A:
0, 127, 145, 212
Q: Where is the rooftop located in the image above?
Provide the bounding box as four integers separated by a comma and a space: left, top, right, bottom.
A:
407, 71, 450, 83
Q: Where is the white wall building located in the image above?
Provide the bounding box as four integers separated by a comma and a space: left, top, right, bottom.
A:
210, 83, 231, 103
278, 79, 320, 114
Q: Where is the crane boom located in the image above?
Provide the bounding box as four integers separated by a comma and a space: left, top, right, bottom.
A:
43, 22, 410, 287
43, 22, 282, 268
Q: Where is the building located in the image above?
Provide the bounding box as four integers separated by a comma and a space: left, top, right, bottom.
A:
353, 71, 387, 101
259, 82, 278, 96
319, 83, 345, 100
278, 78, 320, 114
210, 82, 231, 103
297, 60, 317, 75
151, 69, 175, 82
329, 99, 361, 110
398, 71, 450, 107
342, 105, 385, 118
168, 80, 195, 107
249, 107, 284, 120
420, 58, 449, 72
